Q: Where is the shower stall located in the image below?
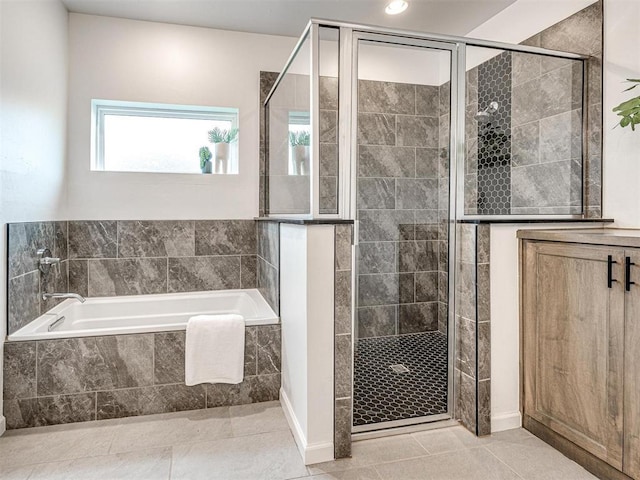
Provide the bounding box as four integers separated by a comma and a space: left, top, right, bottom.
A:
264, 20, 590, 436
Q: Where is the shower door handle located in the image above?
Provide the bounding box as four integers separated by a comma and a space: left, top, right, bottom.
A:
607, 255, 617, 289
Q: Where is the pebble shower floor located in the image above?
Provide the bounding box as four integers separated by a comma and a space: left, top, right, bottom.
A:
353, 331, 448, 426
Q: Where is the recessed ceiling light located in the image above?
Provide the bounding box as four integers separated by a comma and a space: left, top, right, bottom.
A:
385, 0, 408, 15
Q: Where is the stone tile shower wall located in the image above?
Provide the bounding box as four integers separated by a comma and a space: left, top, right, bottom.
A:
454, 223, 491, 436
462, 2, 602, 216
3, 325, 281, 429
519, 1, 602, 217
320, 77, 339, 214
7, 222, 69, 335
334, 224, 353, 459
356, 79, 445, 339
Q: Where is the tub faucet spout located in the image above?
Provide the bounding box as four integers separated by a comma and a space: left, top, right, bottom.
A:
43, 292, 86, 303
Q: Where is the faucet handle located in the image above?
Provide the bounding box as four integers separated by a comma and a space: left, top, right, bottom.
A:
37, 248, 60, 275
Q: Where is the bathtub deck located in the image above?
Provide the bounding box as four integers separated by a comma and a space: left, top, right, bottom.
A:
0, 401, 595, 479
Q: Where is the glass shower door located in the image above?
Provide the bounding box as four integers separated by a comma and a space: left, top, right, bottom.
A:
352, 35, 455, 432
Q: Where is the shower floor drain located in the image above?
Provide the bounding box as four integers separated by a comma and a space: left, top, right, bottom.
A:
389, 364, 410, 374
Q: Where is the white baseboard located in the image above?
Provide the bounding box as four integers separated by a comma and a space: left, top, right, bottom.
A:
279, 388, 334, 465
0, 415, 6, 436
491, 411, 522, 433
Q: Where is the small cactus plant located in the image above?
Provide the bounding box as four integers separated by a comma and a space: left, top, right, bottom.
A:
199, 146, 212, 169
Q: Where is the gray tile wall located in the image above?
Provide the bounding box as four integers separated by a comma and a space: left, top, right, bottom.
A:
257, 221, 280, 315
7, 222, 69, 335
453, 223, 491, 436
510, 52, 583, 214
520, 1, 603, 217
357, 79, 444, 339
334, 224, 353, 459
462, 2, 602, 217
320, 77, 339, 214
3, 325, 281, 429
66, 220, 256, 299
6, 219, 269, 332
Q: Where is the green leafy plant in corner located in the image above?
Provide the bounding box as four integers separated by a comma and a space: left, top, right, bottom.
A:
613, 79, 640, 131
289, 130, 310, 147
208, 127, 239, 143
199, 146, 212, 169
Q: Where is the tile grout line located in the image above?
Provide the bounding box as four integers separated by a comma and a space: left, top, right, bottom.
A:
482, 445, 527, 479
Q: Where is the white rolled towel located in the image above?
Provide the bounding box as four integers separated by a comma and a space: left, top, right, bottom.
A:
185, 314, 245, 386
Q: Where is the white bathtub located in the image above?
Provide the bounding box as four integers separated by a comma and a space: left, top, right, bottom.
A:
8, 289, 279, 342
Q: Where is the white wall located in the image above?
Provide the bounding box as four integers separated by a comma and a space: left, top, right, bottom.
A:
279, 224, 335, 464
66, 14, 297, 220
602, 0, 640, 226
0, 0, 69, 433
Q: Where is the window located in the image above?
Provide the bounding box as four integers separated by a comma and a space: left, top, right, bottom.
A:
91, 100, 239, 174
288, 111, 310, 175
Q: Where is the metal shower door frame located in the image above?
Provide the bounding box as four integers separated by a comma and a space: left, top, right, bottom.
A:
342, 29, 464, 433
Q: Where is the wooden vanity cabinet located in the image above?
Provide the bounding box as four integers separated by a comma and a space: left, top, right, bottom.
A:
521, 237, 640, 480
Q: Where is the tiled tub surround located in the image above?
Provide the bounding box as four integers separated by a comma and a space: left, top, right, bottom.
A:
7, 222, 69, 335
6, 219, 272, 335
3, 325, 281, 429
357, 78, 449, 340
68, 220, 257, 298
257, 220, 280, 315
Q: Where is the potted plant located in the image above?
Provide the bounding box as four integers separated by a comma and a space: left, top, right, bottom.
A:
199, 146, 212, 173
289, 130, 310, 175
613, 79, 640, 130
208, 127, 239, 174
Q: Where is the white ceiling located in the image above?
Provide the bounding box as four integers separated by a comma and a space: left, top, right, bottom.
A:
60, 0, 518, 39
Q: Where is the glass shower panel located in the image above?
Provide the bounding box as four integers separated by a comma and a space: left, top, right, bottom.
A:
464, 46, 585, 215
353, 39, 451, 430
266, 33, 311, 215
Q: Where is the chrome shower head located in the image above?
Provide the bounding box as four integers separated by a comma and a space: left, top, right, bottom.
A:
475, 101, 499, 124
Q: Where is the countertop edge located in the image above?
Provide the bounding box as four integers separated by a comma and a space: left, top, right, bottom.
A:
255, 217, 355, 225
517, 228, 640, 248
458, 218, 614, 225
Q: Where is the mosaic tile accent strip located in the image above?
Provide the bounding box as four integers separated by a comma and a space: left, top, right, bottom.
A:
477, 52, 512, 216
353, 331, 447, 426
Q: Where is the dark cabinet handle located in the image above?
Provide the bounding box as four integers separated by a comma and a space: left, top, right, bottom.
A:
626, 256, 636, 292
608, 255, 617, 288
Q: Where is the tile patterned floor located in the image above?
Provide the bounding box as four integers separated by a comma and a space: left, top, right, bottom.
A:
0, 401, 597, 479
353, 332, 448, 426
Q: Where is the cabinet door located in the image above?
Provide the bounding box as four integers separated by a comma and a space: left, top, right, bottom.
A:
624, 249, 640, 479
522, 241, 625, 469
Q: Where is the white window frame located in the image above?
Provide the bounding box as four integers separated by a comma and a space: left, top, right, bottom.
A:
91, 99, 239, 173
